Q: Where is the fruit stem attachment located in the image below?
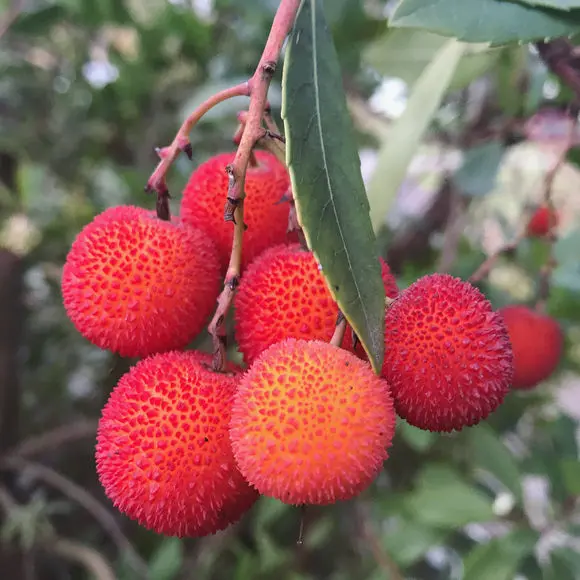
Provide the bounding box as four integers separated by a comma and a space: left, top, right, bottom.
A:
146, 82, 250, 195
330, 312, 347, 347
207, 0, 301, 372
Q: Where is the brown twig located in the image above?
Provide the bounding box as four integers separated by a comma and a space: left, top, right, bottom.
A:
536, 39, 580, 100
6, 420, 97, 458
207, 0, 301, 371
0, 0, 24, 39
51, 538, 116, 580
146, 82, 250, 220
468, 232, 525, 284
356, 503, 404, 580
0, 456, 148, 578
535, 107, 577, 311
436, 184, 467, 273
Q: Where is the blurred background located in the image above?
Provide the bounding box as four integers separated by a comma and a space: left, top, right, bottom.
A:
1, 0, 580, 579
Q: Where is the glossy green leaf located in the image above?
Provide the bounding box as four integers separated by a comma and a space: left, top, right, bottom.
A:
390, 0, 580, 45
463, 530, 539, 580
454, 141, 506, 197
404, 465, 495, 528
466, 424, 523, 503
364, 29, 499, 91
282, 0, 385, 372
367, 39, 465, 232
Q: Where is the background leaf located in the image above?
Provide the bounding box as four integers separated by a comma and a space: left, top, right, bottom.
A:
367, 38, 465, 232
466, 423, 523, 503
390, 0, 580, 44
516, 0, 580, 9
453, 141, 507, 197
403, 465, 495, 528
282, 0, 385, 371
364, 29, 499, 91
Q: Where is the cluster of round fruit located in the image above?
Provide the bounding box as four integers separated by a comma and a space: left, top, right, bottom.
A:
61, 150, 564, 539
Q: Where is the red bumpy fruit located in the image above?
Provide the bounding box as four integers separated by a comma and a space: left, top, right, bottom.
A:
527, 205, 559, 238
234, 243, 398, 365
96, 351, 258, 537
230, 339, 396, 505
382, 273, 513, 432
62, 205, 221, 358
180, 150, 291, 268
499, 305, 563, 389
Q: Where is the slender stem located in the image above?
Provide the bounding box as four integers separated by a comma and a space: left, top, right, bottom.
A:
146, 82, 250, 194
330, 313, 347, 347
208, 0, 301, 371
536, 108, 576, 311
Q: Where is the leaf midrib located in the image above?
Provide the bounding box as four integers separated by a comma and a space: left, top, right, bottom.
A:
308, 0, 375, 345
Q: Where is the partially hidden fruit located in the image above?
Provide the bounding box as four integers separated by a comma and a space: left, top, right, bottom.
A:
382, 273, 513, 433
527, 205, 559, 238
180, 151, 291, 268
234, 243, 398, 365
499, 305, 563, 389
230, 339, 396, 505
96, 351, 258, 537
62, 205, 221, 358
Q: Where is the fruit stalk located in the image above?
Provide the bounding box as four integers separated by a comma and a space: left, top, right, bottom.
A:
208, 0, 301, 371
147, 82, 250, 197
536, 108, 576, 311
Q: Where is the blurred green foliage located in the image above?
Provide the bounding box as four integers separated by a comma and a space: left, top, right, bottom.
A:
1, 1, 579, 579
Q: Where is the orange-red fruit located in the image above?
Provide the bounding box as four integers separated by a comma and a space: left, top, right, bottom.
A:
382, 274, 513, 433
230, 339, 396, 505
234, 243, 398, 365
96, 351, 258, 537
527, 205, 559, 237
180, 151, 290, 268
61, 205, 221, 358
499, 305, 563, 390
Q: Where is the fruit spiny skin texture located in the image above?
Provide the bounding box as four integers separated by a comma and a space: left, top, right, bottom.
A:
96, 351, 258, 538
180, 151, 290, 268
527, 205, 559, 238
62, 205, 221, 358
499, 305, 563, 389
234, 243, 398, 365
230, 339, 396, 505
382, 274, 513, 433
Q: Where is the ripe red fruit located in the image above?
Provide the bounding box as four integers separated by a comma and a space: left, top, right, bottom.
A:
96, 351, 258, 537
527, 205, 559, 237
62, 206, 221, 358
180, 151, 291, 268
234, 243, 398, 365
499, 305, 563, 389
230, 339, 395, 505
382, 274, 513, 432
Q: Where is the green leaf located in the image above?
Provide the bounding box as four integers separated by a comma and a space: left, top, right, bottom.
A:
398, 420, 437, 452
390, 0, 580, 45
453, 141, 506, 197
404, 465, 495, 528
463, 530, 538, 580
367, 39, 465, 232
282, 0, 385, 372
383, 519, 447, 566
466, 424, 523, 503
547, 548, 580, 580
364, 29, 499, 91
560, 458, 580, 495
517, 0, 580, 9
148, 538, 183, 580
